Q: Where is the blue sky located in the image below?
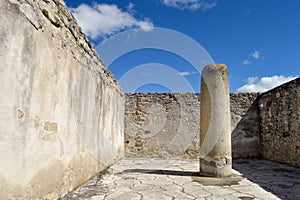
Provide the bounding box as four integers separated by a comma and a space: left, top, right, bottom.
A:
64, 0, 299, 92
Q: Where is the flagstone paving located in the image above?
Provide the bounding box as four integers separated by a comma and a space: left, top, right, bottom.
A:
61, 158, 300, 200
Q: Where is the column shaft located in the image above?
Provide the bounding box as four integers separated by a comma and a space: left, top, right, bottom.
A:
200, 64, 232, 177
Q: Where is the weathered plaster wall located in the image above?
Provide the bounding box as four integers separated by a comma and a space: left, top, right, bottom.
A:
0, 0, 124, 199
259, 78, 300, 167
125, 93, 259, 159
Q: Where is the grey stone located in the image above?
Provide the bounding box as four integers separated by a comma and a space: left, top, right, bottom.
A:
200, 64, 232, 177
0, 0, 124, 199
259, 77, 300, 167
124, 92, 260, 159
62, 158, 298, 200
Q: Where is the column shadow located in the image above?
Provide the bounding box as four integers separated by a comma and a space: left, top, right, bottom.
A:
123, 168, 199, 176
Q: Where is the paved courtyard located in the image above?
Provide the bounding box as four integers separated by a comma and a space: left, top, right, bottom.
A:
62, 158, 300, 200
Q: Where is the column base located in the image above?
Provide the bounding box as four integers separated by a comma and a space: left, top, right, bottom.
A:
200, 157, 232, 177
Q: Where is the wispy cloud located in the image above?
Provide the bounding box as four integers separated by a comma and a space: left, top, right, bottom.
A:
178, 71, 191, 76
127, 2, 135, 11
242, 60, 251, 65
241, 50, 263, 65
251, 50, 262, 59
162, 0, 217, 11
237, 75, 298, 92
178, 71, 197, 76
70, 3, 154, 40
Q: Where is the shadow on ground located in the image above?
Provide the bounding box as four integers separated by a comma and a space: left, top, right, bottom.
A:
123, 169, 198, 176
123, 168, 243, 186
233, 158, 300, 200
61, 158, 300, 200
124, 158, 300, 200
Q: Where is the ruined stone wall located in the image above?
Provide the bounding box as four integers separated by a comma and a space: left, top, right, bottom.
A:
259, 78, 300, 167
230, 93, 260, 158
125, 93, 260, 159
0, 0, 124, 199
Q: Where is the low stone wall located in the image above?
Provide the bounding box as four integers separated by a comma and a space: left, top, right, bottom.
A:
125, 93, 260, 159
0, 0, 124, 199
259, 78, 300, 167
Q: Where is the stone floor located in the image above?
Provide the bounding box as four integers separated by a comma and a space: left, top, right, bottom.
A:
61, 158, 300, 200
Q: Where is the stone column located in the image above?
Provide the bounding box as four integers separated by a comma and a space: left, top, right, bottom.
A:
199, 64, 232, 177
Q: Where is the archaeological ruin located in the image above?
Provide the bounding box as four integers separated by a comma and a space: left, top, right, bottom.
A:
0, 0, 299, 199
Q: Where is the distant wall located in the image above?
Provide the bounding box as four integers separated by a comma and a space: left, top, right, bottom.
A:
125, 93, 200, 158
0, 0, 124, 199
231, 93, 260, 158
259, 78, 300, 167
125, 93, 260, 159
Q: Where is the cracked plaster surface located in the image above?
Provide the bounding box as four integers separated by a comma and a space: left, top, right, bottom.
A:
61, 158, 300, 200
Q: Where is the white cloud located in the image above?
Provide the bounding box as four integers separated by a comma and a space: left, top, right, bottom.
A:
127, 2, 135, 11
162, 0, 217, 11
178, 71, 191, 76
251, 50, 261, 59
237, 75, 298, 92
178, 71, 197, 76
242, 60, 251, 65
70, 3, 154, 39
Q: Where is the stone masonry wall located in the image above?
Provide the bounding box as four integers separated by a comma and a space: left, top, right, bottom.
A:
259, 78, 300, 167
125, 93, 259, 159
230, 93, 260, 158
0, 0, 124, 199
